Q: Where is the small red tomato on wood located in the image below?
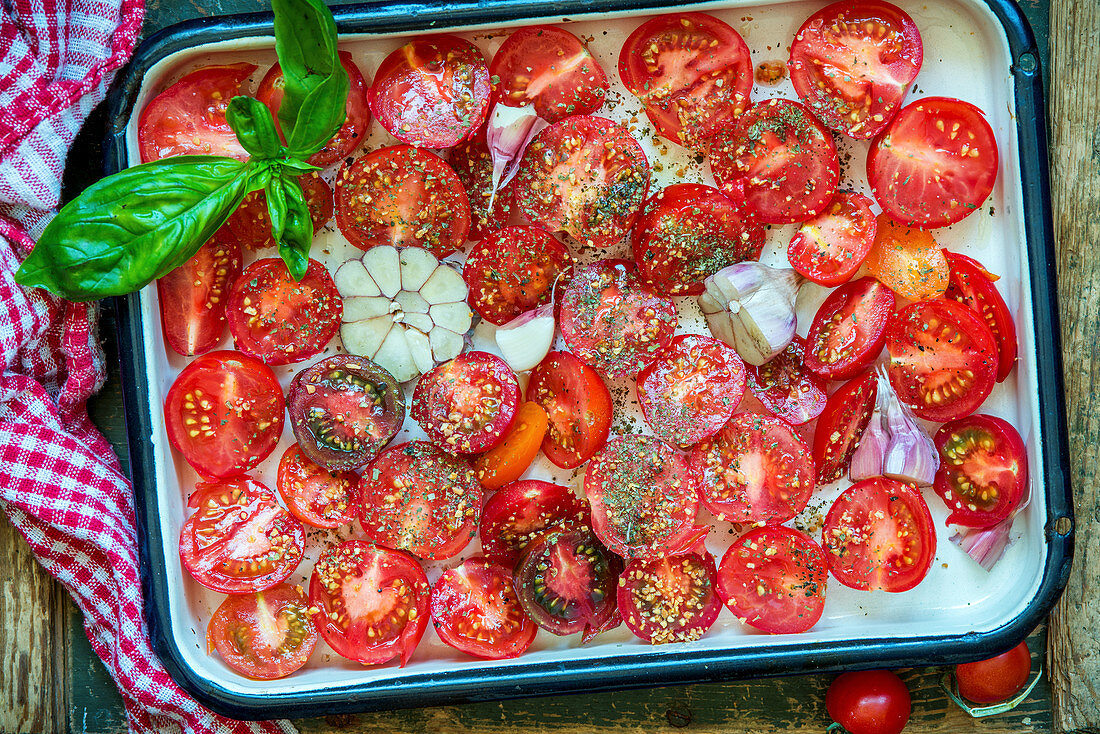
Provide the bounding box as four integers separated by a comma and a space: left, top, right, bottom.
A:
956, 640, 1031, 704
826, 669, 911, 734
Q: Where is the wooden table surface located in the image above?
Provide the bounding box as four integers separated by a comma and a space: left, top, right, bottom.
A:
4, 0, 1098, 732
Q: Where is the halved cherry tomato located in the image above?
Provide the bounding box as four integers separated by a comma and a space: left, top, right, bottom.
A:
473, 402, 548, 491
157, 229, 242, 356
945, 252, 1017, 382
179, 477, 304, 593
526, 351, 613, 469
309, 540, 430, 666
370, 35, 491, 148
868, 97, 998, 228
956, 640, 1032, 704
618, 552, 721, 644
619, 13, 753, 150
515, 115, 650, 249
584, 434, 705, 561
225, 172, 333, 250
933, 414, 1027, 529
638, 334, 746, 448
463, 226, 574, 326
256, 50, 371, 167
138, 63, 255, 162
826, 670, 912, 734
804, 276, 895, 381
746, 337, 828, 426
716, 525, 828, 634
449, 133, 514, 241
276, 445, 360, 528
207, 583, 317, 680
335, 145, 471, 258
411, 351, 520, 454
864, 215, 949, 301
789, 0, 922, 139
886, 299, 998, 422
559, 260, 677, 380
164, 350, 285, 478
814, 372, 878, 483
632, 183, 765, 296
787, 191, 877, 287
226, 258, 341, 366
710, 98, 840, 224
822, 476, 936, 592
359, 441, 483, 559
690, 412, 815, 524
430, 558, 538, 660
490, 26, 609, 123
478, 479, 589, 566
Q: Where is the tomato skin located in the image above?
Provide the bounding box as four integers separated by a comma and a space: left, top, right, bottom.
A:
746, 336, 827, 426
804, 276, 895, 381
478, 479, 589, 567
207, 583, 317, 680
225, 172, 333, 250
157, 229, 242, 356
473, 401, 548, 491
813, 371, 878, 483
787, 191, 877, 287
956, 640, 1031, 704
276, 445, 361, 528
945, 252, 1018, 382
933, 414, 1027, 529
526, 351, 613, 469
618, 552, 721, 644
826, 670, 912, 734
430, 558, 538, 660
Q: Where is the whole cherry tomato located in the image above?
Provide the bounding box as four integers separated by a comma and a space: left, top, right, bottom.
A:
955, 640, 1031, 704
826, 670, 911, 734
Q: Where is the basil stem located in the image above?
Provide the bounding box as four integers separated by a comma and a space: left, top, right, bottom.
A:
226, 96, 284, 159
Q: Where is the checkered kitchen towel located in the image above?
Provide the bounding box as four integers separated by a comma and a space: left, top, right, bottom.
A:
0, 2, 293, 732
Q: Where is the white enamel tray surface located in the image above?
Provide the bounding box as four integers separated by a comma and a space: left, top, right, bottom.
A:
128, 0, 1045, 700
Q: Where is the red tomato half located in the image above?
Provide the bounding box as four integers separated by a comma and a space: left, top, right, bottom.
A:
449, 133, 514, 241
933, 414, 1027, 529
618, 552, 721, 644
746, 337, 828, 426
804, 276, 895, 381
619, 13, 753, 150
463, 226, 574, 326
945, 252, 1017, 382
157, 229, 242, 356
309, 540, 430, 666
868, 97, 999, 228
526, 351, 613, 469
787, 191, 878, 287
813, 371, 878, 483
490, 26, 609, 123
430, 558, 538, 660
956, 640, 1032, 704
276, 445, 360, 528
826, 670, 912, 734
710, 98, 840, 224
207, 583, 317, 680
822, 476, 936, 592
370, 35, 491, 148
716, 525, 828, 634
789, 0, 922, 139
225, 172, 333, 250
479, 479, 589, 567
180, 477, 304, 593
164, 350, 285, 478
138, 63, 255, 162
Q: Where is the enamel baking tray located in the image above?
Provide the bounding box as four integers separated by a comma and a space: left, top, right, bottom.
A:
105, 0, 1073, 719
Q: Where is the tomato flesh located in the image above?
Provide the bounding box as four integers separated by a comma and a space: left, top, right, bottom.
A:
430, 558, 538, 660
813, 371, 878, 483
207, 583, 318, 680
746, 336, 827, 426
865, 215, 949, 301
526, 351, 613, 469
276, 444, 361, 528
933, 414, 1027, 529
473, 401, 548, 491
804, 276, 895, 381
956, 640, 1031, 704
619, 552, 721, 644
787, 191, 877, 287
478, 479, 589, 567
826, 670, 912, 734
157, 229, 242, 356
945, 252, 1017, 382
226, 172, 333, 250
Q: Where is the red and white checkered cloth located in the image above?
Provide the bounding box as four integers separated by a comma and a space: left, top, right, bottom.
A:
0, 2, 295, 733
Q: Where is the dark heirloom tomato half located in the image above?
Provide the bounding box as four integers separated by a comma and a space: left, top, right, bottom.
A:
746, 337, 828, 426
179, 477, 304, 593
411, 351, 520, 454
479, 479, 589, 567
584, 434, 705, 561
787, 191, 878, 287
514, 523, 620, 636
309, 540, 430, 666
138, 63, 255, 162
710, 98, 840, 224
515, 115, 650, 249
276, 445, 360, 528
618, 12, 753, 150
226, 172, 333, 250
165, 350, 285, 478
618, 552, 721, 644
632, 183, 765, 296
813, 371, 878, 483
157, 229, 242, 357
463, 226, 574, 326
690, 412, 815, 524
207, 583, 317, 680
789, 0, 923, 139
717, 525, 828, 634
335, 145, 471, 258
559, 260, 677, 380
933, 414, 1027, 529
369, 34, 491, 148
449, 133, 514, 241
430, 558, 538, 660
945, 252, 1018, 383
526, 351, 613, 469
638, 334, 746, 449
822, 476, 937, 592
359, 442, 483, 560
804, 276, 895, 381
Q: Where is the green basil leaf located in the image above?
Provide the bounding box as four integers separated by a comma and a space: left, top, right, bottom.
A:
226, 96, 283, 158
265, 176, 290, 243
276, 158, 322, 175
273, 174, 313, 281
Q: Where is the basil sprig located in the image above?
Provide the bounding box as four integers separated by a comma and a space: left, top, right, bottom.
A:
15, 0, 348, 301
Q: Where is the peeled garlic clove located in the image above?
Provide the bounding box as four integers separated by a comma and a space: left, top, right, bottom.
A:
405, 328, 435, 375
342, 296, 392, 322
361, 246, 402, 297
495, 306, 555, 372
403, 313, 435, 332
374, 327, 416, 383
395, 290, 430, 314
334, 259, 380, 297
420, 264, 467, 305
341, 316, 393, 360
400, 247, 439, 291
430, 327, 464, 362
430, 302, 474, 334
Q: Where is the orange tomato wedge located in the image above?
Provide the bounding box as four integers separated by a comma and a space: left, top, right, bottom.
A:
474, 401, 549, 491
864, 214, 949, 301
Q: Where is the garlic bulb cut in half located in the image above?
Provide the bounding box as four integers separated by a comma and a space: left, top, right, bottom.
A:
336, 245, 472, 382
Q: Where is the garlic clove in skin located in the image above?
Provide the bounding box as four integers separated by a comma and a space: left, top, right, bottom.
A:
849, 369, 937, 485
486, 103, 550, 208
700, 262, 802, 366
495, 304, 555, 373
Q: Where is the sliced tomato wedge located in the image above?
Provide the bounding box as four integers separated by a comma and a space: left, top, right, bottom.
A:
710, 98, 840, 224
787, 191, 877, 287
276, 445, 361, 528
515, 115, 650, 249
164, 350, 285, 478
618, 13, 753, 150
309, 540, 430, 666
716, 525, 828, 634
618, 552, 721, 644
370, 35, 491, 148
789, 0, 923, 139
813, 371, 878, 483
472, 401, 548, 491
945, 252, 1017, 382
526, 351, 613, 469
450, 133, 514, 241
822, 476, 937, 592
885, 299, 998, 422
804, 276, 895, 381
463, 226, 574, 326
207, 583, 317, 680
746, 337, 828, 426
559, 260, 677, 380
179, 477, 304, 593
430, 558, 538, 660
225, 172, 333, 250
868, 97, 999, 228
933, 414, 1027, 528
157, 229, 242, 356
865, 215, 949, 301
478, 479, 590, 566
